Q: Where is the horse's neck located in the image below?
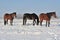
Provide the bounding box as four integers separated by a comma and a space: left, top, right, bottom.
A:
11, 14, 14, 18
47, 13, 52, 19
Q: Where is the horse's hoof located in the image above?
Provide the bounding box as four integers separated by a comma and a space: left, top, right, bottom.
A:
4, 24, 6, 25
33, 24, 35, 26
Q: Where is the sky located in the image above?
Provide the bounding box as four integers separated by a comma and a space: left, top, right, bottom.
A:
0, 0, 60, 17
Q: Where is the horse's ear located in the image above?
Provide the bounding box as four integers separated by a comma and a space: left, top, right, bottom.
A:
14, 12, 16, 14
32, 13, 35, 14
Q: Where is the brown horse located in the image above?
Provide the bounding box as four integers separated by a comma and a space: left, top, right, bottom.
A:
4, 12, 17, 25
39, 12, 57, 27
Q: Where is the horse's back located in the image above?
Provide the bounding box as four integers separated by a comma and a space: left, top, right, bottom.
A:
39, 13, 46, 18
23, 13, 38, 19
4, 13, 13, 20
39, 13, 49, 21
23, 13, 31, 19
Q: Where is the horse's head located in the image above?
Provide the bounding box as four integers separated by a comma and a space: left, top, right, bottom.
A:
11, 12, 17, 18
51, 12, 57, 18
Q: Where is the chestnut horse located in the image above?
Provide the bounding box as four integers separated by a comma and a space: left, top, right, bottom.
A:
39, 12, 57, 27
4, 12, 17, 25
23, 13, 39, 25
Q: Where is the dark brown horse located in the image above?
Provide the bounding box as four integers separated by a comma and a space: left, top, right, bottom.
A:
39, 12, 57, 27
4, 12, 17, 25
23, 13, 39, 25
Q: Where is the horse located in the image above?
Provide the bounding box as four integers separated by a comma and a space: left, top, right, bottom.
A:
4, 12, 17, 25
23, 13, 39, 25
39, 12, 57, 27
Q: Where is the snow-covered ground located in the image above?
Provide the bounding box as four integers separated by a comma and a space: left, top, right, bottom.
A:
0, 18, 60, 40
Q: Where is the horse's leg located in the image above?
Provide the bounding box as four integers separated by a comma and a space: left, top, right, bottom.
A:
46, 21, 47, 27
25, 19, 27, 25
6, 19, 8, 24
37, 19, 39, 25
23, 19, 25, 25
33, 19, 36, 25
48, 21, 50, 27
4, 20, 6, 25
34, 19, 36, 25
23, 17, 27, 25
40, 21, 42, 26
33, 19, 35, 25
10, 19, 13, 25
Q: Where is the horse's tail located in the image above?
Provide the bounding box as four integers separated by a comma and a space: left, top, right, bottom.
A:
37, 16, 39, 25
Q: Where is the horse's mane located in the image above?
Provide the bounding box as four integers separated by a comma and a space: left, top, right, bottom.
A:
11, 12, 16, 15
